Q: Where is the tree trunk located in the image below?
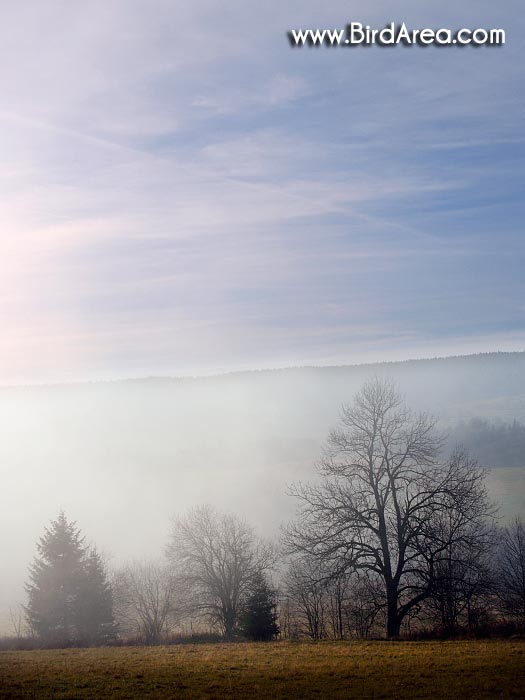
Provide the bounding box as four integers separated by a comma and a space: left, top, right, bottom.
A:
386, 587, 400, 638
338, 596, 343, 639
223, 605, 236, 641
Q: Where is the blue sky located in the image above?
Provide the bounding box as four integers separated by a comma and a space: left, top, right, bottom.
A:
0, 0, 523, 383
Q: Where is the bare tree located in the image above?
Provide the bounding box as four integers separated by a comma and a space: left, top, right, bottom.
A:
284, 559, 383, 640
498, 516, 525, 626
284, 378, 494, 638
9, 604, 28, 639
112, 560, 180, 644
283, 558, 328, 640
277, 594, 294, 639
425, 497, 496, 635
344, 572, 384, 638
324, 571, 348, 639
166, 505, 274, 640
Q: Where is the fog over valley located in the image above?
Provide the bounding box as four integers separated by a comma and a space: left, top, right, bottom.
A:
1, 351, 524, 633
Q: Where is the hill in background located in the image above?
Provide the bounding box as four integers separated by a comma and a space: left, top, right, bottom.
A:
0, 351, 524, 632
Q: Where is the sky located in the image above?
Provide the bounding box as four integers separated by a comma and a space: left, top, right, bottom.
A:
0, 0, 524, 384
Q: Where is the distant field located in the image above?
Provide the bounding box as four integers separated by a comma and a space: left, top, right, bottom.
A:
1, 640, 524, 699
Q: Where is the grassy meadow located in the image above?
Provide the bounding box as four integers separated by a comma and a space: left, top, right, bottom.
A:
1, 639, 524, 699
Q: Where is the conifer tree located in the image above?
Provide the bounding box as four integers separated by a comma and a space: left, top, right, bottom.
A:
25, 513, 114, 646
26, 512, 86, 645
240, 571, 279, 641
75, 548, 115, 644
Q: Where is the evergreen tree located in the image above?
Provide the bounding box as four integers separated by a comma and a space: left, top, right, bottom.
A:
240, 572, 279, 641
75, 548, 115, 644
25, 513, 114, 646
26, 512, 86, 646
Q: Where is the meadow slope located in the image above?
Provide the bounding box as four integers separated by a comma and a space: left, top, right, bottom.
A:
1, 640, 524, 699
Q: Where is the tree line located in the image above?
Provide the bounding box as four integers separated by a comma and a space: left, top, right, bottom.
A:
12, 379, 525, 646
448, 417, 525, 468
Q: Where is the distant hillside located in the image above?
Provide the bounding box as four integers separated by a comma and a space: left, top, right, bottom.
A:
448, 417, 525, 469
0, 351, 524, 633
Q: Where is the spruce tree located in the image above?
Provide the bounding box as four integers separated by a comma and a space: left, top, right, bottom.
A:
240, 572, 279, 641
25, 513, 114, 646
26, 512, 86, 646
75, 548, 115, 644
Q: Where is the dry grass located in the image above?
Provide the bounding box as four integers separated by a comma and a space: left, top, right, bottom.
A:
0, 639, 524, 699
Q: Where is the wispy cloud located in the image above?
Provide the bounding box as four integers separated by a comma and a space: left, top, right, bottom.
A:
0, 1, 523, 382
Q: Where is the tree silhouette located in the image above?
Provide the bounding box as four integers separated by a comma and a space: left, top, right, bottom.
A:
240, 571, 279, 641
285, 378, 494, 638
167, 505, 274, 640
25, 513, 114, 646
75, 548, 115, 644
498, 517, 525, 626
112, 560, 177, 644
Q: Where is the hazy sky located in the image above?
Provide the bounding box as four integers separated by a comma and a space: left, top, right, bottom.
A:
1, 1, 523, 384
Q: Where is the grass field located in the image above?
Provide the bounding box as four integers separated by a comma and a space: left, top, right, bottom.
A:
1, 639, 524, 699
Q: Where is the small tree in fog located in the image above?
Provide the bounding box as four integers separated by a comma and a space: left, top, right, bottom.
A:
167, 505, 274, 640
239, 571, 279, 641
425, 510, 495, 634
8, 604, 27, 639
344, 572, 384, 639
498, 517, 525, 625
112, 561, 178, 644
283, 558, 328, 640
